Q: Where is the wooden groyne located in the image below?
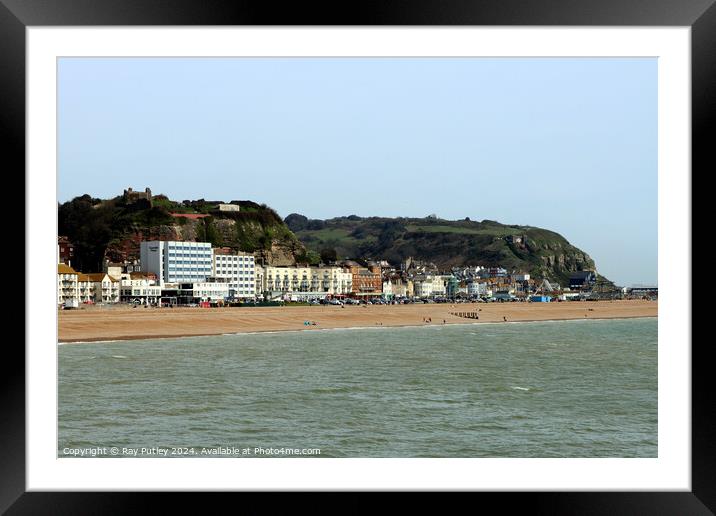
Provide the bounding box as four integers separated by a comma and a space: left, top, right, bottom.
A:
450, 312, 480, 320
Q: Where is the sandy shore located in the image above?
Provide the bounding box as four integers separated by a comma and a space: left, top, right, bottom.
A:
58, 300, 657, 343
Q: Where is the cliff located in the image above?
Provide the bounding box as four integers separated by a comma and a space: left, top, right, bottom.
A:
58, 194, 306, 271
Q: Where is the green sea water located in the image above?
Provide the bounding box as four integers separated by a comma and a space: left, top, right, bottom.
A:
58, 318, 657, 457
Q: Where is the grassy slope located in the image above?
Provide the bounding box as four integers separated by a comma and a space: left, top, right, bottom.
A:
290, 216, 595, 283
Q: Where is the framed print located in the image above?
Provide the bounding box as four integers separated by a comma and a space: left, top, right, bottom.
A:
5, 0, 711, 512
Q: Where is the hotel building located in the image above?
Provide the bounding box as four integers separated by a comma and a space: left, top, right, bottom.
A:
259, 265, 353, 299
140, 241, 213, 285
343, 261, 382, 296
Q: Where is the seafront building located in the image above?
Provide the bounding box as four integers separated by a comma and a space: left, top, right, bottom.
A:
58, 264, 121, 305
119, 272, 162, 304
84, 273, 120, 303
383, 277, 411, 299
212, 249, 256, 299
413, 275, 447, 298
60, 231, 618, 307
343, 261, 382, 297
58, 263, 79, 305
76, 274, 94, 303
259, 265, 353, 300
160, 279, 231, 304
467, 280, 491, 297
140, 241, 213, 285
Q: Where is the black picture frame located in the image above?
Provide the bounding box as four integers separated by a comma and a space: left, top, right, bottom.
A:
4, 0, 709, 512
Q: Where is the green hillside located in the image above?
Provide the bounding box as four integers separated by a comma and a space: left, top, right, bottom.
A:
285, 214, 597, 284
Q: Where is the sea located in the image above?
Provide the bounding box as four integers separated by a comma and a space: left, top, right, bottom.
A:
58, 318, 657, 458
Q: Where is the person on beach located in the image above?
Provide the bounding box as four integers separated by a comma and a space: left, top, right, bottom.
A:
503, 316, 507, 322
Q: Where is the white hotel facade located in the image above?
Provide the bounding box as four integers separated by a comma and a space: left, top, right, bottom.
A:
140, 241, 213, 285
260, 265, 353, 299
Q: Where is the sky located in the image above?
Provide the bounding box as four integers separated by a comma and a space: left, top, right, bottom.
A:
58, 57, 657, 286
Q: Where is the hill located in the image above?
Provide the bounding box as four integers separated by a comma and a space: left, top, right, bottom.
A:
58, 194, 308, 272
285, 214, 597, 284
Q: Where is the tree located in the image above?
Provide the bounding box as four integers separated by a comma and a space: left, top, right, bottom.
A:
320, 247, 337, 263
284, 213, 308, 231
203, 217, 221, 246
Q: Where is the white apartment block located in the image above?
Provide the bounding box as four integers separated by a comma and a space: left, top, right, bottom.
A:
212, 251, 256, 299
140, 241, 213, 284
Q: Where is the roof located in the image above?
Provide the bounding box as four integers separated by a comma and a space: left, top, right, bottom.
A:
170, 213, 209, 219
570, 271, 595, 280
84, 273, 120, 282
129, 271, 154, 279
58, 263, 78, 275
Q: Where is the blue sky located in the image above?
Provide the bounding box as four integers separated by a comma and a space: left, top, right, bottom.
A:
58, 57, 657, 286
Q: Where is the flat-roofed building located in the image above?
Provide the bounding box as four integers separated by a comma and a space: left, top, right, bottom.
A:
161, 280, 230, 304
140, 241, 213, 285
120, 272, 162, 304
217, 203, 240, 212
212, 250, 256, 299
